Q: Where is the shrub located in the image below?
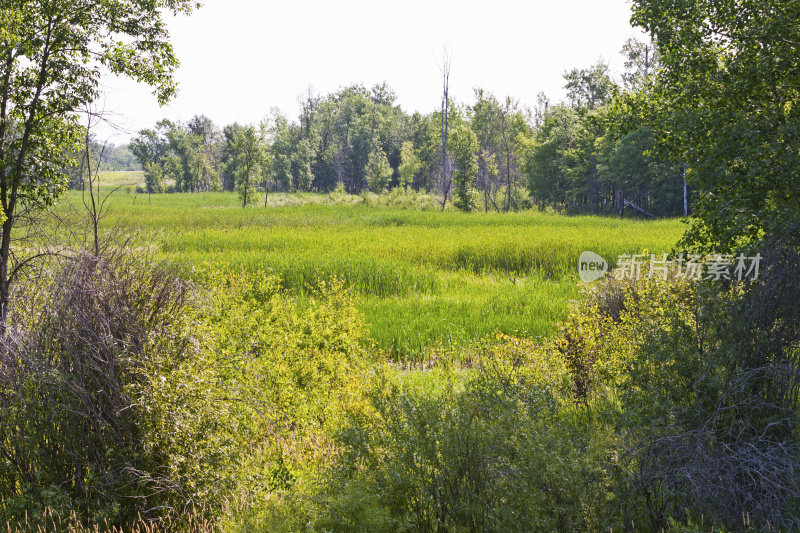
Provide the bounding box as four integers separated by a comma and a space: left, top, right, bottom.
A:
495, 185, 532, 211
0, 256, 377, 529
252, 341, 616, 533
360, 188, 447, 210
197, 269, 377, 525
0, 251, 241, 526
560, 246, 800, 531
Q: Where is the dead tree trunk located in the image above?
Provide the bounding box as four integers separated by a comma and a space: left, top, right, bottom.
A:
440, 55, 451, 211
623, 198, 656, 218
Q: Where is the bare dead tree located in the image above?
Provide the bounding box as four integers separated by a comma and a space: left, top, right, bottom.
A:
81, 106, 125, 257
439, 53, 452, 211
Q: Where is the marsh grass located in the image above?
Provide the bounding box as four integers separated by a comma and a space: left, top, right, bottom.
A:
64, 191, 684, 359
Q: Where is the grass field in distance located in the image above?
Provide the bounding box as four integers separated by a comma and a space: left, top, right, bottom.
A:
81, 172, 685, 360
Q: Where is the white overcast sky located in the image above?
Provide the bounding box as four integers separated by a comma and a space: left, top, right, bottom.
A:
96, 0, 647, 144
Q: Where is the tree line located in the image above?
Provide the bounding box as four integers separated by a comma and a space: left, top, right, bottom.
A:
128, 40, 689, 216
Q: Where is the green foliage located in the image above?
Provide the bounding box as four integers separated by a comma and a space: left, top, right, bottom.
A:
358, 187, 445, 211
198, 270, 378, 532
292, 137, 316, 192
124, 57, 697, 217
525, 96, 680, 217
0, 0, 196, 243
552, 264, 800, 530
365, 147, 393, 193
0, 252, 239, 525
620, 38, 661, 92
524, 104, 579, 209
494, 184, 531, 212
0, 254, 378, 529
603, 127, 682, 216
628, 0, 800, 248
246, 338, 615, 532
224, 124, 269, 206
132, 118, 222, 194
522, 50, 689, 218
398, 141, 422, 190
449, 125, 479, 212
264, 84, 408, 193
564, 60, 615, 111
199, 269, 371, 422
144, 161, 165, 193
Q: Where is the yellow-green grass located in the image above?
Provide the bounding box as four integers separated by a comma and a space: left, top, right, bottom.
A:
65, 191, 685, 359
97, 170, 145, 188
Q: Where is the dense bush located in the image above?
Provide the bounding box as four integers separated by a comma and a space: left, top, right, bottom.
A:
241, 245, 800, 532
0, 251, 241, 525
553, 242, 800, 531
192, 268, 378, 531
314, 375, 614, 531
0, 253, 374, 529
236, 336, 617, 532
359, 187, 449, 210
3, 234, 797, 533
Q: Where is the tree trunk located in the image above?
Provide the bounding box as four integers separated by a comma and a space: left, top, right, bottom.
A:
265, 157, 273, 208
506, 149, 511, 212
440, 56, 451, 211
623, 197, 656, 218
0, 215, 12, 334
682, 163, 688, 216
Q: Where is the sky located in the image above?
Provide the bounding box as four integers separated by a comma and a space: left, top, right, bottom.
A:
96, 0, 647, 144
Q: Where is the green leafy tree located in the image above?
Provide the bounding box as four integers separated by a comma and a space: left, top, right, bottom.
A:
602, 127, 680, 217
560, 108, 611, 214
398, 141, 421, 191
186, 114, 222, 191
524, 104, 579, 209
164, 125, 196, 192
226, 125, 269, 207
449, 125, 478, 212
144, 162, 164, 193
471, 89, 502, 211
265, 109, 294, 190
621, 38, 661, 91
0, 0, 195, 327
365, 147, 392, 193
628, 0, 800, 248
409, 112, 442, 192
131, 119, 174, 192
292, 138, 315, 192
498, 97, 531, 212
564, 60, 615, 111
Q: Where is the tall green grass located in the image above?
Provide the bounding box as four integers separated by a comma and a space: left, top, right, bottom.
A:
68, 190, 685, 359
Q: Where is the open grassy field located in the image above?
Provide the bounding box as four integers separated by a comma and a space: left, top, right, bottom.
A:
96, 170, 145, 188
72, 181, 685, 359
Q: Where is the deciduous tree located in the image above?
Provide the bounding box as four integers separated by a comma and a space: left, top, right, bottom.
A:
629, 0, 800, 248
0, 0, 195, 328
